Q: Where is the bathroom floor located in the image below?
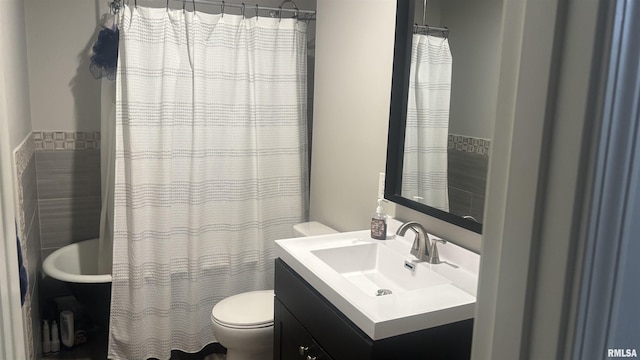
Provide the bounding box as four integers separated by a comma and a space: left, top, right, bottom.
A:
41, 328, 108, 360
41, 329, 227, 360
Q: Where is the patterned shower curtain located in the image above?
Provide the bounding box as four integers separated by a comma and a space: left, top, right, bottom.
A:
109, 6, 308, 359
402, 34, 452, 211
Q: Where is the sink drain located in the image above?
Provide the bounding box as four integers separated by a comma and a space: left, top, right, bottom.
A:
376, 289, 393, 296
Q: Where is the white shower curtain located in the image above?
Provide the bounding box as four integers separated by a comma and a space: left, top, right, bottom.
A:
99, 78, 115, 276
402, 34, 452, 211
108, 6, 308, 360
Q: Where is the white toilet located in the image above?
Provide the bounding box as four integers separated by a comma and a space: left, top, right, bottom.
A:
211, 222, 337, 360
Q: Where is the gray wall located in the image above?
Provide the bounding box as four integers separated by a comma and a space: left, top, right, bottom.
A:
1, 0, 33, 150
309, 0, 397, 232
414, 0, 502, 140
442, 0, 502, 140
1, 0, 40, 358
24, 0, 317, 133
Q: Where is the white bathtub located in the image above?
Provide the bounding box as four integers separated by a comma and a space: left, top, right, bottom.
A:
43, 238, 112, 284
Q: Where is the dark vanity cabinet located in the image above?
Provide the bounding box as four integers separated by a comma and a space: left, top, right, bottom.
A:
273, 259, 474, 360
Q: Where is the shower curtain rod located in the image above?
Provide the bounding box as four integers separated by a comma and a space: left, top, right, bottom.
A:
416, 1, 447, 36
413, 24, 449, 35
111, 0, 315, 17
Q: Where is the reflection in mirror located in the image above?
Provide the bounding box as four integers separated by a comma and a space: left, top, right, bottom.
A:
401, 28, 452, 212
385, 0, 503, 234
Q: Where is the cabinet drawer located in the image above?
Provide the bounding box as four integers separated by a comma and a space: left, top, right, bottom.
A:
275, 298, 334, 360
275, 259, 373, 360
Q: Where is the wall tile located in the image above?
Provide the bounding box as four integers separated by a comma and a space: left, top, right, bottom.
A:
448, 134, 491, 155
40, 248, 57, 264
448, 186, 473, 218
470, 195, 485, 223
26, 213, 42, 295
14, 135, 39, 360
448, 149, 489, 196
39, 196, 101, 249
33, 131, 100, 151
35, 150, 101, 200
447, 143, 489, 222
21, 159, 39, 238
22, 292, 34, 360
30, 285, 41, 359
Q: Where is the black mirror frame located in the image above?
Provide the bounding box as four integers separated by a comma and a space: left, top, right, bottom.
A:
384, 0, 482, 234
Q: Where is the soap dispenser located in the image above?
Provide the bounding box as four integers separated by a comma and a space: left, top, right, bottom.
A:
371, 199, 387, 240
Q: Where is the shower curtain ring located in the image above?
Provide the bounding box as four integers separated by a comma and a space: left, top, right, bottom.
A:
192, 0, 195, 12
182, 0, 186, 12
255, 4, 259, 19
278, 6, 282, 21
221, 1, 225, 17
241, 3, 245, 18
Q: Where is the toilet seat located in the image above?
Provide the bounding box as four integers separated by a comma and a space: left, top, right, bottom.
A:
211, 290, 274, 329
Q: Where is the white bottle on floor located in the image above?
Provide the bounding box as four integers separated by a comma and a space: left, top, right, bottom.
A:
42, 320, 51, 354
50, 320, 60, 353
60, 310, 74, 348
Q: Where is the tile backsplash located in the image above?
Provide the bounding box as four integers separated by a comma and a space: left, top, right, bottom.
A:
33, 131, 100, 151
447, 134, 490, 222
35, 132, 102, 259
14, 134, 42, 360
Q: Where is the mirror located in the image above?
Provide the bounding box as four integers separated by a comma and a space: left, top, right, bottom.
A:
385, 0, 503, 234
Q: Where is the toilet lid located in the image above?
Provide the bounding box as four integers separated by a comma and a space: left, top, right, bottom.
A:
211, 290, 274, 328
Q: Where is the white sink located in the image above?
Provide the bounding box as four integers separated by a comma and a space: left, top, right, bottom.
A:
311, 243, 450, 296
275, 220, 479, 340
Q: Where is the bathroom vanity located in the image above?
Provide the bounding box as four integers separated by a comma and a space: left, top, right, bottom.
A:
273, 228, 479, 360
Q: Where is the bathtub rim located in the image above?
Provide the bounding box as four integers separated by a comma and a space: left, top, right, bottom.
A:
43, 238, 113, 284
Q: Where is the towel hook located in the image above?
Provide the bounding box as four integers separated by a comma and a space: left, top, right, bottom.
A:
278, 0, 299, 19
279, 0, 299, 9
109, 0, 121, 15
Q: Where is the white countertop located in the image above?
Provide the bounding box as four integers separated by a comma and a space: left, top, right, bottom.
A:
275, 224, 479, 340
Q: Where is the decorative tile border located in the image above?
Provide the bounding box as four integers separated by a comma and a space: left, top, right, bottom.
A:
13, 134, 36, 360
448, 134, 491, 156
33, 131, 100, 151
23, 292, 34, 360
14, 134, 35, 242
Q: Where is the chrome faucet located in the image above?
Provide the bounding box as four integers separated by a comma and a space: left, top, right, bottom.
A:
396, 221, 446, 264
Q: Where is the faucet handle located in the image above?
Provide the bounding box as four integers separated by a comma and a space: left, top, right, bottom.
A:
429, 238, 446, 264
407, 227, 428, 260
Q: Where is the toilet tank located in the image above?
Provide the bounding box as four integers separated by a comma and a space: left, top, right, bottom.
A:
293, 221, 337, 237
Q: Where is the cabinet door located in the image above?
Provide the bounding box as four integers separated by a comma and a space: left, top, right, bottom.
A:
274, 299, 333, 360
